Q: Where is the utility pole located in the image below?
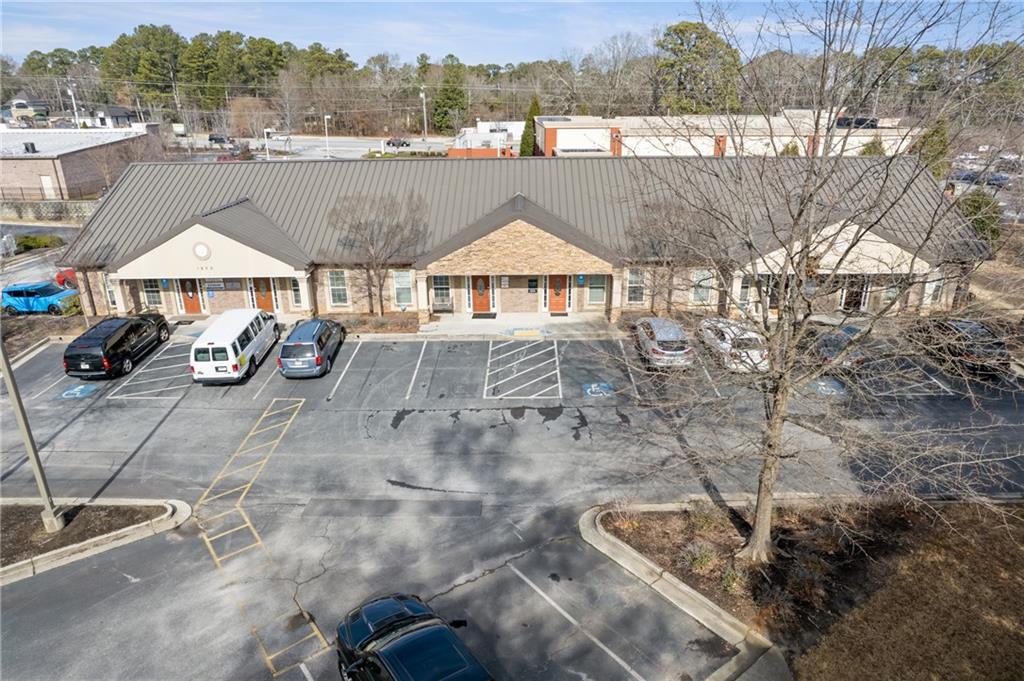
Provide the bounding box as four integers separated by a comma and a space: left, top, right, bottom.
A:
323, 114, 332, 158
0, 346, 65, 533
67, 87, 80, 127
419, 87, 428, 141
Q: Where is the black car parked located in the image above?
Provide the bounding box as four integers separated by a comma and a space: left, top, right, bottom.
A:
910, 318, 1011, 373
337, 594, 492, 681
63, 313, 171, 378
385, 137, 411, 148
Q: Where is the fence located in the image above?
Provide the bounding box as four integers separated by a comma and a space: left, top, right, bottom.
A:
0, 186, 100, 201
0, 199, 98, 224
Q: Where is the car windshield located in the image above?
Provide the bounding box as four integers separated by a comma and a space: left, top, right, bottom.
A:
657, 340, 689, 352
36, 284, 64, 296
733, 337, 766, 351
281, 343, 315, 359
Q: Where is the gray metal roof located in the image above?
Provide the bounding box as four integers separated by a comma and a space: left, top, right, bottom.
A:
0, 127, 148, 157
62, 157, 986, 270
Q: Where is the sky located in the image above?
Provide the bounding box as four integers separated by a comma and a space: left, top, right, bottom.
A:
2, 1, 755, 64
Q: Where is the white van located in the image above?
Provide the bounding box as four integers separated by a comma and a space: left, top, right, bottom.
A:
190, 309, 280, 384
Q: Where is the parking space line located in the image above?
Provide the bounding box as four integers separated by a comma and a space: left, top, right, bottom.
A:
509, 564, 646, 681
327, 341, 362, 402
491, 339, 546, 362
115, 372, 191, 386
554, 340, 563, 400
108, 383, 191, 399
483, 341, 495, 399
486, 345, 555, 375
252, 368, 278, 401
267, 631, 318, 660
529, 383, 559, 398
29, 374, 67, 400
619, 340, 640, 400
701, 364, 723, 398
491, 339, 516, 351
488, 358, 557, 388
405, 341, 427, 400
299, 663, 315, 681
493, 368, 560, 397
207, 523, 252, 542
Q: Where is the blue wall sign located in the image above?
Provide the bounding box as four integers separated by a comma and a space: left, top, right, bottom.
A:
160, 278, 170, 289
61, 384, 98, 399
583, 382, 613, 397
577, 274, 585, 285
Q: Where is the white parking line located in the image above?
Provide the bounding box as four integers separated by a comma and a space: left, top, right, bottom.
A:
115, 373, 191, 387
490, 339, 517, 351
298, 663, 315, 681
405, 341, 428, 400
553, 339, 563, 400
486, 345, 555, 375
107, 342, 190, 400
29, 374, 68, 400
108, 383, 190, 399
509, 564, 646, 681
251, 367, 278, 401
701, 364, 723, 398
619, 340, 640, 400
491, 339, 546, 362
488, 358, 557, 388
491, 368, 560, 397
326, 341, 362, 401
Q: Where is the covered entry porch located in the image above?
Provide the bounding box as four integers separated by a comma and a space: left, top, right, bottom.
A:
432, 273, 611, 319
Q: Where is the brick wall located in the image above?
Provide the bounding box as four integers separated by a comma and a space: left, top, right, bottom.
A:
206, 282, 248, 314
497, 275, 540, 312
314, 268, 420, 315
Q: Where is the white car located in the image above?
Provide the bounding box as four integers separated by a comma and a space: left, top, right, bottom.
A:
699, 318, 769, 373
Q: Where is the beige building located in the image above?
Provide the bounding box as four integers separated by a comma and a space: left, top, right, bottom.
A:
0, 123, 163, 200
61, 157, 985, 328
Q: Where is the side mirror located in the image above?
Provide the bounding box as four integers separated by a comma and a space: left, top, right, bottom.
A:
345, 659, 367, 674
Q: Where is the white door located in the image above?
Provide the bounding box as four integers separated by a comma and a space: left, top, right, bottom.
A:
39, 175, 57, 199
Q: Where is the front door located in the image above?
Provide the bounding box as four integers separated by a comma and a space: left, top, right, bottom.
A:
252, 277, 275, 312
471, 275, 491, 313
548, 275, 567, 313
841, 276, 867, 312
179, 279, 202, 314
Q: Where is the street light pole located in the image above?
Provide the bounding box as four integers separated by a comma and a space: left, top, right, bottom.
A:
67, 87, 80, 127
323, 114, 332, 158
263, 128, 272, 161
0, 346, 65, 532
419, 88, 427, 141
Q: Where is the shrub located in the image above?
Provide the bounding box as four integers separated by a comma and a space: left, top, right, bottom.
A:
62, 295, 82, 317
679, 539, 719, 575
15, 235, 65, 252
721, 566, 749, 594
688, 500, 726, 533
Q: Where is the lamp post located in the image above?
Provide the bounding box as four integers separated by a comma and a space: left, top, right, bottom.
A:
419, 88, 427, 141
263, 128, 273, 161
67, 87, 80, 127
0, 346, 65, 532
323, 114, 332, 158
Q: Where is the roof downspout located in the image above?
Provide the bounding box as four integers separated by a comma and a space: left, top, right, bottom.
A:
51, 158, 66, 200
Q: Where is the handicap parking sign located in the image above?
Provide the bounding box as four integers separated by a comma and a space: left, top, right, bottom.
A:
583, 382, 614, 397
61, 384, 98, 399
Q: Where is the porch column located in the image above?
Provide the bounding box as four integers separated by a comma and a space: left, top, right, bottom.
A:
109, 275, 128, 313
295, 274, 311, 311
608, 268, 624, 322
415, 271, 430, 324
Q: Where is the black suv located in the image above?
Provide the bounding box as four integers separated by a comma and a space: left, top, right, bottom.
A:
63, 313, 171, 378
337, 594, 492, 681
910, 318, 1011, 374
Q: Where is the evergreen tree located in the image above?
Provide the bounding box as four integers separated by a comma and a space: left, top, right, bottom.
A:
911, 119, 950, 180
657, 21, 741, 113
432, 54, 467, 134
859, 135, 887, 156
778, 139, 801, 156
520, 95, 541, 156
959, 190, 1002, 244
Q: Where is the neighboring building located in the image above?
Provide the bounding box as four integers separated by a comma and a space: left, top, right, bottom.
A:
533, 111, 918, 158
0, 123, 163, 199
3, 91, 50, 122
60, 157, 984, 328
448, 120, 524, 158
49, 105, 143, 129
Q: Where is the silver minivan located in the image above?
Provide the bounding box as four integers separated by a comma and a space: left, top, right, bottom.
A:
277, 319, 344, 378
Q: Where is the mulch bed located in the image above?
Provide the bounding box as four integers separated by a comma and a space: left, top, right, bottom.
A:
1, 504, 164, 566
323, 311, 419, 334
603, 501, 1024, 681
1, 313, 86, 357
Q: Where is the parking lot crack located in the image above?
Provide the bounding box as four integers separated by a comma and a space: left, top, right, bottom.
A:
424, 534, 573, 602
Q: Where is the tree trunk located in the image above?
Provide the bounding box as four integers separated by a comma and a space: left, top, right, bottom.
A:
364, 268, 376, 316
737, 387, 789, 564
376, 280, 387, 318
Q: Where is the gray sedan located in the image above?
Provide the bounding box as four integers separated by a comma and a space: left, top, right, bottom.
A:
632, 317, 696, 369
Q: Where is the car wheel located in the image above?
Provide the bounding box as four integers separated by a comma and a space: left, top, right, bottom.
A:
121, 358, 133, 375
247, 360, 256, 379
158, 325, 170, 342
324, 358, 332, 375
3, 305, 17, 316
274, 325, 281, 341
48, 305, 62, 315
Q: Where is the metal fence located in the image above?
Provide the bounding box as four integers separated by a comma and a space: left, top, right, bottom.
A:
0, 187, 100, 201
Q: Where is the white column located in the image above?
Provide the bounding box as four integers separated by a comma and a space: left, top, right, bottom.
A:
296, 274, 311, 311
109, 275, 127, 313
415, 271, 429, 312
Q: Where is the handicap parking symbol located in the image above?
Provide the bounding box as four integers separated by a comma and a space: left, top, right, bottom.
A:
583, 382, 614, 397
61, 384, 98, 399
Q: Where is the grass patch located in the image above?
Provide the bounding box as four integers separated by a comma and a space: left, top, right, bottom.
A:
603, 502, 1024, 680
14, 234, 65, 251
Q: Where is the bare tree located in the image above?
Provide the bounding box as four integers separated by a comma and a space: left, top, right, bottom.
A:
326, 193, 427, 317
619, 0, 1023, 564
274, 59, 307, 133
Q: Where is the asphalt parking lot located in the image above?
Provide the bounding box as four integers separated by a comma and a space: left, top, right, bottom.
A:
2, 326, 1021, 681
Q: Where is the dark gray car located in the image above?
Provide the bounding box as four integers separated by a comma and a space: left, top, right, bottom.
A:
276, 319, 344, 378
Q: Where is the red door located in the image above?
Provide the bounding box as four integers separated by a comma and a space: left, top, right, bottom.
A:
179, 279, 202, 314
251, 278, 274, 312
471, 275, 491, 313
548, 275, 567, 313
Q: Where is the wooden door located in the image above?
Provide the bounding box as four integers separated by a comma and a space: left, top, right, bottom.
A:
252, 278, 274, 312
548, 275, 567, 313
179, 279, 202, 314
471, 275, 491, 313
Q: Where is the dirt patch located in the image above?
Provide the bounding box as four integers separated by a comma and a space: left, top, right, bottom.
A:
603, 501, 1024, 680
1, 504, 165, 566
324, 311, 419, 334
1, 313, 86, 357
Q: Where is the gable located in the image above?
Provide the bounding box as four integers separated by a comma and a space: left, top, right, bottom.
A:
422, 219, 614, 276
114, 224, 306, 279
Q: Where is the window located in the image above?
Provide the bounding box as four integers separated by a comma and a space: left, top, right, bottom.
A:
431, 275, 451, 303
236, 328, 254, 349
143, 279, 161, 307
211, 347, 229, 362
394, 271, 413, 307
692, 269, 714, 303
588, 275, 606, 304
527, 278, 538, 293
925, 277, 943, 305
328, 271, 348, 305
290, 278, 302, 306
738, 276, 752, 309
193, 348, 210, 362
627, 269, 645, 304
882, 283, 900, 305
102, 274, 117, 309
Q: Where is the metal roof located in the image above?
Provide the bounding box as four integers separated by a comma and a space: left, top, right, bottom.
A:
62, 157, 986, 270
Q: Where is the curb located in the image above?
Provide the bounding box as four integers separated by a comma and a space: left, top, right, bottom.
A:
0, 497, 193, 586
349, 331, 630, 342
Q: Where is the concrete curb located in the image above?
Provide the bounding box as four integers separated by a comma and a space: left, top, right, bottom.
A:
349, 331, 630, 342
0, 497, 192, 586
